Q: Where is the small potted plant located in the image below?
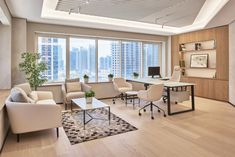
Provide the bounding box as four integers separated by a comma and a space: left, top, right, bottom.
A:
83, 74, 89, 83
133, 72, 139, 79
85, 90, 95, 103
108, 74, 114, 82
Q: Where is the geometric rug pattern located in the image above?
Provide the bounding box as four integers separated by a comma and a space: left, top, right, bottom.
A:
62, 109, 138, 145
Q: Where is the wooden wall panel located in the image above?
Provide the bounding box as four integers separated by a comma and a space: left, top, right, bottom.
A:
173, 26, 229, 101
215, 26, 229, 80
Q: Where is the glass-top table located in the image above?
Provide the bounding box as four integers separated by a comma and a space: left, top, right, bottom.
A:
71, 98, 110, 129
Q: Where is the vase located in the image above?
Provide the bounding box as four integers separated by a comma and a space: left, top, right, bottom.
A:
134, 76, 138, 79
108, 77, 113, 82
84, 78, 89, 84
86, 97, 92, 104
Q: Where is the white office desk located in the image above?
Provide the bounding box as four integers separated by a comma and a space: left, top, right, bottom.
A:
127, 78, 195, 116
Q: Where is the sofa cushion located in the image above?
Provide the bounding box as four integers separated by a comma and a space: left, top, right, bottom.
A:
29, 91, 38, 101
66, 82, 82, 93
36, 99, 56, 105
66, 92, 85, 101
15, 83, 32, 96
10, 87, 30, 103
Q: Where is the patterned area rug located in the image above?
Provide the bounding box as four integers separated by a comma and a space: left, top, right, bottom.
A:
62, 109, 138, 145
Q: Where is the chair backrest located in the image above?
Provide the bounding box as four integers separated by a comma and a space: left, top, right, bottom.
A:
113, 78, 127, 88
65, 78, 80, 83
170, 66, 181, 82
147, 84, 164, 101
65, 78, 80, 92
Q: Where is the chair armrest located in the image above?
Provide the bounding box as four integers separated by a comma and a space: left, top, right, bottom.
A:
6, 102, 61, 134
125, 82, 133, 89
36, 91, 53, 100
81, 83, 92, 92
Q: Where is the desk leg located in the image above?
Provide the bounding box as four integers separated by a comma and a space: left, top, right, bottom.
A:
167, 87, 171, 115
191, 85, 195, 111
83, 110, 86, 130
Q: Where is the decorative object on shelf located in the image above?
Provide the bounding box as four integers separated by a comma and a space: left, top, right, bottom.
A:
133, 72, 139, 79
108, 74, 114, 82
179, 60, 186, 76
19, 52, 47, 90
190, 54, 208, 68
85, 90, 95, 103
179, 44, 186, 51
195, 43, 202, 50
83, 74, 89, 83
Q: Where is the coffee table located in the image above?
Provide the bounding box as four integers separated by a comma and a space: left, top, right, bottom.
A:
71, 98, 110, 129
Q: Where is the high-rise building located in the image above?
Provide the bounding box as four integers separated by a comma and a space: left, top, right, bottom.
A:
39, 38, 62, 81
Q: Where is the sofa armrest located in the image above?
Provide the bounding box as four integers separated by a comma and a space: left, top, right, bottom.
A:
36, 91, 53, 100
81, 83, 92, 92
6, 101, 61, 134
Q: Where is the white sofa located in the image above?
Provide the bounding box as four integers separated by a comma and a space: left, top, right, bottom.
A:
5, 83, 62, 142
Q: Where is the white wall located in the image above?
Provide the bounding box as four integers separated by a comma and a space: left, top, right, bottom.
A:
229, 21, 235, 105
12, 18, 27, 85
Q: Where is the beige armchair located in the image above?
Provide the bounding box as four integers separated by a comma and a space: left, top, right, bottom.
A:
6, 83, 61, 142
138, 84, 166, 119
112, 77, 133, 104
62, 78, 91, 110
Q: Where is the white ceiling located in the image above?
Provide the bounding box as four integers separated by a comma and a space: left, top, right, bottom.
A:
5, 0, 231, 35
55, 0, 205, 27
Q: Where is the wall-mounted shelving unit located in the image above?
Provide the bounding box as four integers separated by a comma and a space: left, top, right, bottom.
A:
178, 39, 217, 78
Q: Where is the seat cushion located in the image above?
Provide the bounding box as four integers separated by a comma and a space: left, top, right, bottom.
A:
118, 87, 132, 93
66, 82, 82, 93
29, 91, 38, 101
36, 99, 56, 105
66, 92, 85, 102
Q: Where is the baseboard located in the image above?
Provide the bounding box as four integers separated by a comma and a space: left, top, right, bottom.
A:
0, 128, 10, 154
228, 102, 235, 107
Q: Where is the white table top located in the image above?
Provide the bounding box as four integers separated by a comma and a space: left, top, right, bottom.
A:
127, 78, 195, 87
72, 98, 109, 110
125, 91, 138, 95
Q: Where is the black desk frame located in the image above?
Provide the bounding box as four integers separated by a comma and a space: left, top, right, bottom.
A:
143, 83, 195, 116
166, 85, 195, 115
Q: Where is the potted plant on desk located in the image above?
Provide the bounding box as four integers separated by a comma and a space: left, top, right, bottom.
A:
83, 74, 89, 83
133, 72, 139, 79
85, 90, 95, 104
108, 74, 114, 82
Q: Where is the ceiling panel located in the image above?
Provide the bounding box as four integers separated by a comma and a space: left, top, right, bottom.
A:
56, 0, 206, 27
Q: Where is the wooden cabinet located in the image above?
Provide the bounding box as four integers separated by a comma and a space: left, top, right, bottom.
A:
181, 77, 228, 101
172, 26, 229, 101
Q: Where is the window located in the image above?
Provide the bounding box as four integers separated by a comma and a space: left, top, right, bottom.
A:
143, 43, 160, 77
98, 40, 121, 81
38, 37, 66, 82
121, 41, 141, 79
70, 38, 96, 82
37, 34, 163, 82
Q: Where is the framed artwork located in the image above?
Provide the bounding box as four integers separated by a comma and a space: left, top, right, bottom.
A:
190, 54, 208, 68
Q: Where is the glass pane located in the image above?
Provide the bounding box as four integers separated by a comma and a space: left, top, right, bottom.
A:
143, 43, 159, 77
121, 41, 141, 79
38, 37, 66, 82
98, 40, 121, 81
70, 38, 96, 82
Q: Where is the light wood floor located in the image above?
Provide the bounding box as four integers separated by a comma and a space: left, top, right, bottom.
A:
1, 97, 235, 157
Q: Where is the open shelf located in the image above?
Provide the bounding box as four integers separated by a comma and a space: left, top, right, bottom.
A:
180, 48, 216, 53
